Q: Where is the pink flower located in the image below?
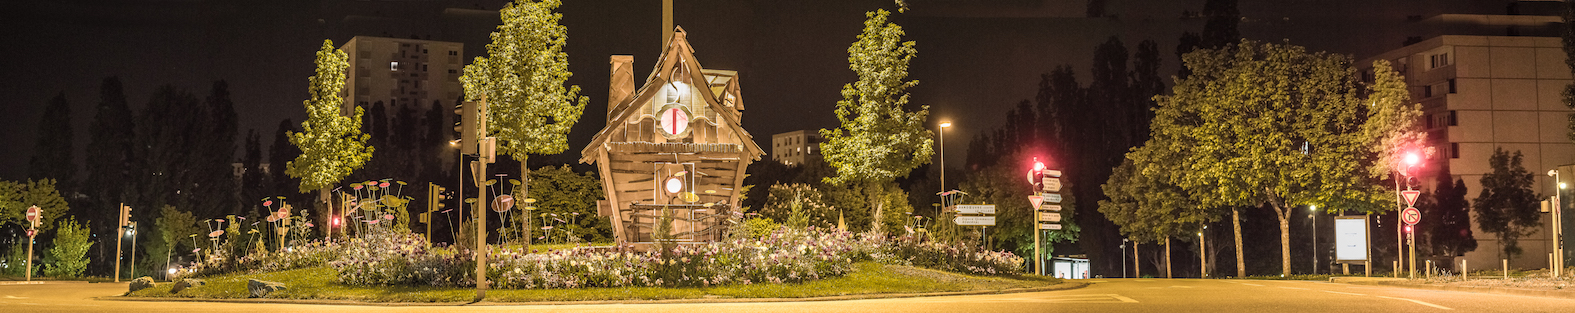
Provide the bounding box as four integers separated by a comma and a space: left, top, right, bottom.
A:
208, 230, 224, 238
353, 185, 363, 190
263, 200, 273, 207
383, 214, 394, 220
379, 182, 390, 188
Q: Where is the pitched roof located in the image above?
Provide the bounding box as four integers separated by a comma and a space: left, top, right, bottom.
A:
579, 27, 764, 164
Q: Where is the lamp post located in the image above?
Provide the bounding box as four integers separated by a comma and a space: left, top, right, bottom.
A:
1550, 169, 1564, 278
938, 121, 951, 199
1121, 238, 1128, 278
1199, 226, 1207, 278
1310, 205, 1318, 275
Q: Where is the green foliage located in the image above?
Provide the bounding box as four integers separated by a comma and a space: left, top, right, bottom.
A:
157, 205, 202, 263
1, 245, 26, 276
1145, 40, 1420, 275
819, 9, 932, 233
0, 179, 69, 231
1101, 155, 1213, 244
525, 165, 609, 242
1561, 0, 1575, 141
1417, 168, 1476, 257
733, 217, 781, 240
763, 183, 835, 229
44, 218, 93, 278
287, 39, 373, 193
1472, 148, 1541, 260
460, 0, 587, 162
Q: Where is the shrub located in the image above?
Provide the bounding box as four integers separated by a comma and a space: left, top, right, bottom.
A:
44, 218, 93, 278
879, 235, 1024, 276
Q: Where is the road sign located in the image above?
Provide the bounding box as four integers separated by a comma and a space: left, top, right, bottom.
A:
955, 216, 996, 226
1401, 207, 1421, 225
1043, 170, 1062, 178
1040, 223, 1062, 230
1039, 212, 1061, 222
956, 204, 996, 214
1042, 204, 1062, 212
1402, 190, 1421, 207
1045, 193, 1063, 204
1028, 196, 1043, 210
26, 229, 36, 237
25, 206, 40, 222
1042, 177, 1062, 192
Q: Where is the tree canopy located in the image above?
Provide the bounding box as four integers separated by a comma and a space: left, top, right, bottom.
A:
286, 39, 373, 193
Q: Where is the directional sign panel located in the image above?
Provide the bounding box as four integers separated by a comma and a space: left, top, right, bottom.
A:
1039, 212, 1062, 222
955, 216, 997, 226
1040, 223, 1062, 230
1045, 193, 1063, 204
1042, 204, 1062, 212
955, 204, 997, 215
1043, 170, 1062, 178
1042, 177, 1062, 192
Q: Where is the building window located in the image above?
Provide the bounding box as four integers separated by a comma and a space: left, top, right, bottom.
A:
358, 50, 370, 59
1448, 110, 1457, 126
449, 51, 458, 56
422, 64, 428, 72
390, 61, 399, 71
1423, 85, 1433, 98
1448, 78, 1456, 93
1425, 114, 1434, 129
1429, 52, 1451, 69
1450, 142, 1459, 159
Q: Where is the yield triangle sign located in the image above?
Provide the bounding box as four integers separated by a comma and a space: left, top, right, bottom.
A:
1402, 190, 1421, 207
1028, 195, 1044, 210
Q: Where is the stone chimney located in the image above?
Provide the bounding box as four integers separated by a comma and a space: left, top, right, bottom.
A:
608, 55, 635, 121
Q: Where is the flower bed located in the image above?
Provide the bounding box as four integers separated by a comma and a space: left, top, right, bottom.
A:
878, 235, 1024, 276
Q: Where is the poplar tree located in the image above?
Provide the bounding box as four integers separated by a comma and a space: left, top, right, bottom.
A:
820, 9, 932, 234
286, 40, 373, 216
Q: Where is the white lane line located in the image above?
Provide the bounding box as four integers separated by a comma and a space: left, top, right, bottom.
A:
1109, 294, 1139, 303
1277, 286, 1310, 290
1376, 295, 1454, 310
1323, 290, 1366, 296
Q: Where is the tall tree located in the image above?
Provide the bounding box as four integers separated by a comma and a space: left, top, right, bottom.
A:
1563, 0, 1575, 140
1419, 167, 1475, 257
1089, 37, 1131, 152
820, 9, 933, 234
268, 119, 303, 206
132, 86, 204, 218
1472, 148, 1541, 261
240, 130, 267, 214
1175, 32, 1203, 79
83, 76, 136, 269
0, 179, 69, 231
195, 80, 241, 217
1129, 39, 1164, 145
1200, 0, 1240, 49
29, 92, 76, 191
286, 40, 374, 225
1151, 40, 1420, 275
460, 0, 588, 243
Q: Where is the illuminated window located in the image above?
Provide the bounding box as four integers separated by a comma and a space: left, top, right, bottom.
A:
390, 61, 399, 71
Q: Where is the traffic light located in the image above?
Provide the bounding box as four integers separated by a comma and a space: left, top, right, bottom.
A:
1404, 225, 1413, 234
428, 182, 447, 214
1028, 157, 1047, 191
119, 204, 132, 228
453, 101, 483, 155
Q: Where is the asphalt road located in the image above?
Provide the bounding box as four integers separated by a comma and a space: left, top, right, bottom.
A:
4, 278, 1574, 312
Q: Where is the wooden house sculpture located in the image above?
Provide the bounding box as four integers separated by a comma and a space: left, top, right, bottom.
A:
581, 27, 762, 246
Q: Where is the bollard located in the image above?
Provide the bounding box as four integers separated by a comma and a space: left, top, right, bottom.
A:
1365, 260, 1371, 277
1503, 259, 1509, 279
1394, 261, 1400, 278
1425, 260, 1432, 279
1462, 259, 1468, 281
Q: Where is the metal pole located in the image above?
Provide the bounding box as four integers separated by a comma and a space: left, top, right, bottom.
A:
1311, 208, 1317, 275
130, 221, 138, 279
1121, 240, 1127, 278
1200, 231, 1207, 278
115, 203, 123, 282
1395, 170, 1404, 278
25, 229, 34, 281
474, 159, 488, 301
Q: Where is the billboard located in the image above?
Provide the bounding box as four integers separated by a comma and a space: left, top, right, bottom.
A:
1334, 216, 1368, 262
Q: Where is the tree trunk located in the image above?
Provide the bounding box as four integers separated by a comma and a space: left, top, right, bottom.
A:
1134, 242, 1140, 278
1165, 237, 1173, 279
519, 159, 531, 248
868, 182, 885, 234
1265, 189, 1292, 276
1233, 207, 1245, 277
318, 187, 331, 239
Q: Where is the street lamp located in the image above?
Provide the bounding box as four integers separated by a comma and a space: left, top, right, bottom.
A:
1121, 238, 1128, 278
938, 121, 951, 199
1550, 169, 1565, 278
1310, 205, 1317, 275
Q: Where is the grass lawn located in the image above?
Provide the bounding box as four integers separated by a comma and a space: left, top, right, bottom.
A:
123, 262, 1062, 303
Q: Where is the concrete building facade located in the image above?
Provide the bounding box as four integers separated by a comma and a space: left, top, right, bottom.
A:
771, 130, 821, 166
338, 36, 465, 114
1361, 31, 1572, 271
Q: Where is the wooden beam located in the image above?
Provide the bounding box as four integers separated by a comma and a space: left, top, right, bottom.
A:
597, 149, 626, 245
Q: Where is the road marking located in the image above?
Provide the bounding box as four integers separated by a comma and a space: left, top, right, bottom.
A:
1376, 296, 1454, 310
1086, 280, 1108, 282
1277, 286, 1309, 290
1322, 290, 1366, 296
1242, 283, 1265, 286
4, 295, 28, 299
1170, 286, 1194, 288
1108, 294, 1139, 303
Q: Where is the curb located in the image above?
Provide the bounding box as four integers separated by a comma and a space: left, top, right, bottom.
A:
0, 280, 95, 285
1343, 280, 1575, 300
98, 282, 1089, 306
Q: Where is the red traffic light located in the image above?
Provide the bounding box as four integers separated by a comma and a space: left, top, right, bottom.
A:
1404, 225, 1413, 233
1403, 152, 1421, 167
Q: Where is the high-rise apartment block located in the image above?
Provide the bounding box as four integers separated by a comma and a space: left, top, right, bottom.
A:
339, 36, 464, 114
771, 130, 821, 166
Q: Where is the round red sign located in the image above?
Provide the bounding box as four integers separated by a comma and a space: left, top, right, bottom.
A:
1401, 207, 1421, 225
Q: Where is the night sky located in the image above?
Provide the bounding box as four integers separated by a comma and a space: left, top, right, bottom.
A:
0, 0, 1490, 181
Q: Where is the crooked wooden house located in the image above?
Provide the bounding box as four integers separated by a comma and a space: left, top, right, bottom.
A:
581, 27, 763, 245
